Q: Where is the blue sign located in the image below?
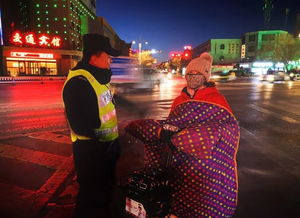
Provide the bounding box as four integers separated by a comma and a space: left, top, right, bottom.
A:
0, 9, 3, 45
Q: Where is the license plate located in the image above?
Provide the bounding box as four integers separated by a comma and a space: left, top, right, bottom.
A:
125, 197, 147, 218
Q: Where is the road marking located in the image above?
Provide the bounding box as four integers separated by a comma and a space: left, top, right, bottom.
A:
0, 182, 35, 216
262, 101, 300, 116
250, 104, 300, 124
0, 103, 63, 113
28, 132, 71, 144
0, 118, 67, 138
157, 100, 173, 109
0, 143, 70, 170
0, 139, 74, 216
218, 86, 253, 90
33, 156, 74, 217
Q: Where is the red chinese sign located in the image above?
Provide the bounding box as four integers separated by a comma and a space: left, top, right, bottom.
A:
11, 31, 61, 48
25, 34, 36, 45
12, 32, 23, 44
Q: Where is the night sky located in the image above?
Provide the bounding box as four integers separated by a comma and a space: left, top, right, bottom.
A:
98, 0, 300, 62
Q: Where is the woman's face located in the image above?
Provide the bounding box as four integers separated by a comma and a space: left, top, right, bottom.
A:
185, 70, 206, 89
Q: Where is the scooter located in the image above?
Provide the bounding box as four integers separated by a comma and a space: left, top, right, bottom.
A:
124, 145, 174, 218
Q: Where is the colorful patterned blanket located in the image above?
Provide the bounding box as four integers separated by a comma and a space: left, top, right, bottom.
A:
125, 101, 240, 217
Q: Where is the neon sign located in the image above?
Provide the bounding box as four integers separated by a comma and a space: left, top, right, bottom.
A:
0, 9, 3, 45
241, 44, 246, 58
39, 35, 50, 46
10, 52, 54, 59
25, 34, 36, 45
11, 31, 61, 48
253, 62, 273, 68
12, 32, 23, 44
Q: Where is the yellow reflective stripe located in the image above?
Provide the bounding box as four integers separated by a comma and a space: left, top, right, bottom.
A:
70, 131, 92, 142
94, 126, 118, 136
100, 118, 117, 131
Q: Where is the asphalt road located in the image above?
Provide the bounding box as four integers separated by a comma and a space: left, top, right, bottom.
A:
0, 76, 300, 218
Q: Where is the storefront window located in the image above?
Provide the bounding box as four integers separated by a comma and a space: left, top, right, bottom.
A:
7, 60, 57, 76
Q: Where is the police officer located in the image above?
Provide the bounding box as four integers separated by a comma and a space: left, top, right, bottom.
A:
62, 34, 121, 218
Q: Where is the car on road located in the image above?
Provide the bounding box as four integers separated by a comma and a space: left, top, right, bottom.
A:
230, 68, 254, 77
211, 70, 237, 82
288, 70, 300, 81
260, 70, 289, 82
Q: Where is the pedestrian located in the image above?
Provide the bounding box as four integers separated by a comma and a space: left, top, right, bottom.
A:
125, 52, 240, 217
170, 52, 232, 112
62, 33, 121, 218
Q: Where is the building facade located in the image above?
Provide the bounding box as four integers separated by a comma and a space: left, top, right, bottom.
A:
295, 12, 300, 38
241, 30, 288, 62
192, 39, 241, 65
96, 17, 130, 56
0, 0, 129, 76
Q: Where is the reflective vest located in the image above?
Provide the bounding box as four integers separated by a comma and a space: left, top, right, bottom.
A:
63, 69, 118, 142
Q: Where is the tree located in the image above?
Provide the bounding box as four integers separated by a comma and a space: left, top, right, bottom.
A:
157, 61, 169, 71
169, 56, 181, 70
257, 33, 300, 68
131, 50, 156, 67
273, 34, 300, 64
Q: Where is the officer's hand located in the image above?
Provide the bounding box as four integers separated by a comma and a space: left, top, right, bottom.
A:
160, 124, 179, 142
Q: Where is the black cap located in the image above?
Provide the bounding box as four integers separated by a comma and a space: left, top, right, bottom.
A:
82, 34, 121, 57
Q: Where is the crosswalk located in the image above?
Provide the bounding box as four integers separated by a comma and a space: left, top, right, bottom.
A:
122, 87, 300, 125
269, 100, 300, 116
250, 103, 300, 124
0, 129, 73, 217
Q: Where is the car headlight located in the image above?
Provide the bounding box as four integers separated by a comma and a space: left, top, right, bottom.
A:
211, 75, 220, 79
266, 75, 275, 81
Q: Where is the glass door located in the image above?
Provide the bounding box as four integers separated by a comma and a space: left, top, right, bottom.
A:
19, 61, 26, 75
28, 62, 41, 75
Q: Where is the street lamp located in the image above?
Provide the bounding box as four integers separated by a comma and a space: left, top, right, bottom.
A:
151, 49, 157, 54
132, 40, 149, 65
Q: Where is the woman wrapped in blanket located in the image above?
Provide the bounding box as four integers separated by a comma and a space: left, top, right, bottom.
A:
126, 53, 240, 218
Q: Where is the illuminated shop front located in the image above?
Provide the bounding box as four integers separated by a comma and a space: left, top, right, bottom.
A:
6, 52, 57, 76
240, 62, 286, 75
1, 30, 82, 76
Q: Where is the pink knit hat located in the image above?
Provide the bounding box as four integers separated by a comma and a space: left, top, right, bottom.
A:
185, 52, 213, 81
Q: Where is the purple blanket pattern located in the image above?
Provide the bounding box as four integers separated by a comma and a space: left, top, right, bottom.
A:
126, 101, 240, 217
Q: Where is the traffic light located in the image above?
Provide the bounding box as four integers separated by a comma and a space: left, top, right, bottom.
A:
182, 49, 192, 60
170, 52, 182, 58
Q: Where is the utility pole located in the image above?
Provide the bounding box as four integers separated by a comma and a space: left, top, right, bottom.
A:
284, 8, 290, 31
132, 39, 148, 65
262, 0, 273, 30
